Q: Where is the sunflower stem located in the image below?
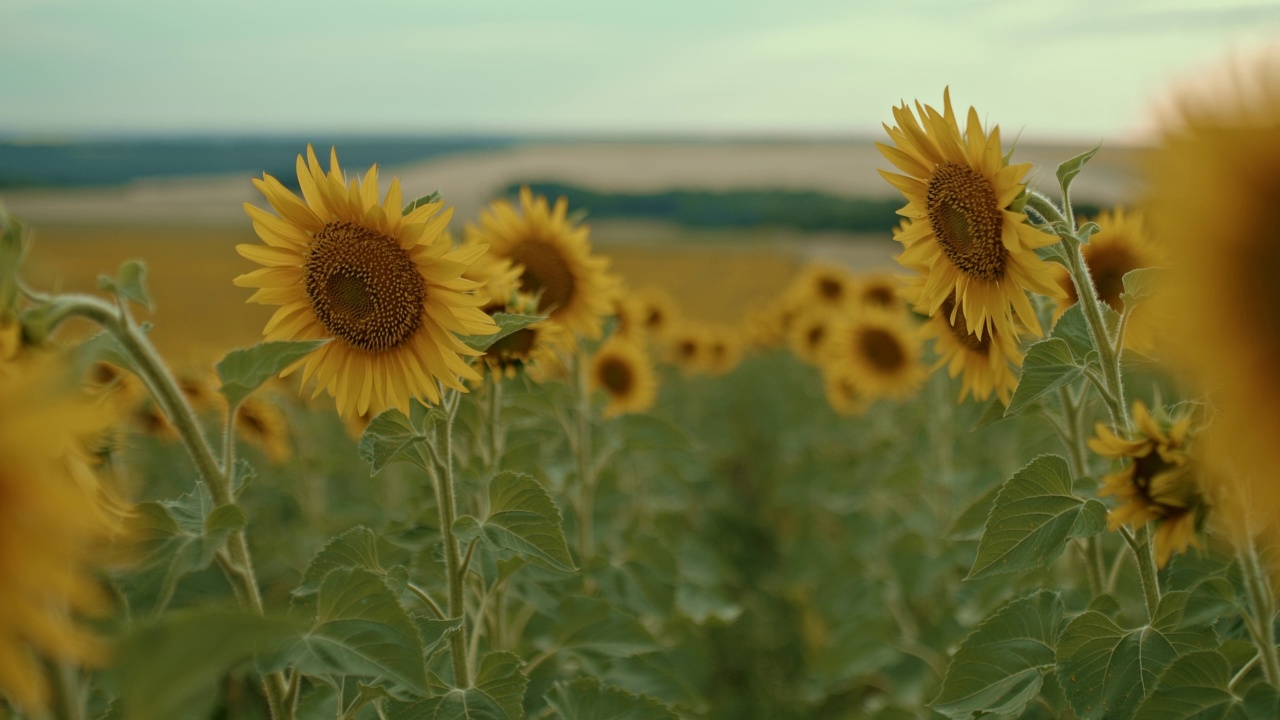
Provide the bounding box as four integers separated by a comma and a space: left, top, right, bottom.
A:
1119, 526, 1161, 621
572, 348, 596, 574
1238, 532, 1280, 687
429, 390, 471, 688
486, 378, 505, 476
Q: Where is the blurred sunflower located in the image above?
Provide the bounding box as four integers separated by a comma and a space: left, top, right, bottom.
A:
237, 395, 293, 463
788, 264, 855, 312
610, 294, 647, 341
590, 337, 657, 418
787, 311, 835, 366
634, 286, 680, 342
466, 187, 618, 340
826, 310, 925, 400
822, 366, 870, 416
1053, 208, 1163, 353
1090, 401, 1204, 567
482, 318, 569, 380
854, 272, 904, 313
704, 326, 744, 376
0, 359, 123, 712
920, 294, 1022, 405
457, 232, 522, 313
666, 323, 706, 375
234, 146, 497, 418
878, 89, 1063, 339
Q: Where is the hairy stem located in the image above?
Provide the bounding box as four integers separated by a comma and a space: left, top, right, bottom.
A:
428, 393, 471, 687
1120, 526, 1161, 621
1238, 534, 1280, 686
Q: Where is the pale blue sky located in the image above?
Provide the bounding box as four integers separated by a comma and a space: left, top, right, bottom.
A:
1, 0, 1277, 141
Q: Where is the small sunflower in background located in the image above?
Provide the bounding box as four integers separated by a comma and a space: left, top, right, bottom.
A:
704, 326, 744, 376
482, 317, 570, 380
590, 337, 657, 418
741, 301, 793, 351
853, 272, 904, 313
920, 294, 1022, 405
0, 359, 126, 713
1053, 208, 1164, 354
666, 323, 706, 375
610, 293, 648, 341
878, 89, 1063, 339
788, 310, 835, 367
826, 310, 925, 400
236, 394, 293, 464
234, 146, 497, 418
822, 366, 870, 417
634, 286, 680, 342
467, 186, 618, 340
1090, 401, 1204, 567
457, 232, 523, 313
787, 263, 856, 312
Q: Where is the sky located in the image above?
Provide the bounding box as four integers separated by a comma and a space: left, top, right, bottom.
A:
1, 0, 1278, 142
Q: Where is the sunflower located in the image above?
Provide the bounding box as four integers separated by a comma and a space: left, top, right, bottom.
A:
1148, 62, 1280, 533
1052, 208, 1164, 354
466, 187, 618, 340
879, 89, 1063, 339
482, 317, 570, 380
0, 358, 122, 712
825, 310, 926, 400
704, 326, 744, 376
1090, 401, 1204, 567
610, 293, 647, 341
234, 146, 497, 418
741, 301, 791, 350
920, 294, 1022, 405
788, 310, 836, 366
590, 337, 658, 418
822, 366, 870, 416
86, 362, 176, 441
236, 394, 293, 463
634, 286, 680, 342
787, 264, 856, 312
665, 322, 706, 375
457, 231, 522, 313
854, 272, 905, 313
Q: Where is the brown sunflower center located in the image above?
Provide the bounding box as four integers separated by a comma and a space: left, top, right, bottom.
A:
926, 162, 1006, 281
806, 324, 826, 351
508, 239, 577, 314
678, 339, 698, 359
304, 221, 424, 353
817, 277, 844, 301
864, 285, 897, 308
859, 327, 907, 372
940, 295, 990, 354
491, 327, 537, 359
598, 357, 634, 395
645, 308, 664, 330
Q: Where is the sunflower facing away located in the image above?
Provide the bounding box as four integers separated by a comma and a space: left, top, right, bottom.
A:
1090, 401, 1204, 567
466, 187, 618, 340
234, 146, 497, 418
920, 294, 1022, 405
1053, 208, 1164, 354
590, 336, 658, 418
825, 310, 925, 400
0, 359, 123, 712
879, 89, 1063, 339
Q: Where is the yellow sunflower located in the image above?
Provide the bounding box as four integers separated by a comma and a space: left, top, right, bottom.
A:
466, 187, 618, 340
665, 322, 707, 375
482, 318, 570, 380
610, 293, 647, 341
741, 301, 791, 350
920, 294, 1022, 405
234, 146, 497, 418
825, 310, 926, 400
822, 366, 870, 417
457, 231, 522, 313
787, 263, 856, 312
878, 89, 1063, 339
1148, 62, 1280, 534
787, 310, 836, 366
590, 337, 658, 418
237, 394, 293, 463
1089, 401, 1204, 567
1052, 208, 1164, 354
704, 326, 744, 376
634, 286, 680, 342
0, 359, 123, 712
854, 272, 905, 313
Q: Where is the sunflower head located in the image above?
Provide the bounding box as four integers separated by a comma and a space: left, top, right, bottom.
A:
590, 337, 658, 418
787, 310, 835, 366
633, 286, 680, 342
665, 322, 707, 375
854, 272, 905, 313
826, 310, 926, 400
466, 187, 619, 340
1089, 401, 1204, 567
788, 264, 855, 312
704, 326, 744, 376
234, 146, 497, 418
920, 293, 1022, 405
822, 366, 870, 417
879, 89, 1064, 340
457, 231, 523, 313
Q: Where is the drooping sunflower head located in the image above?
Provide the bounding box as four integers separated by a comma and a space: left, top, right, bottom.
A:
0, 358, 124, 712
590, 336, 658, 419
234, 146, 498, 418
878, 89, 1064, 340
825, 310, 926, 400
788, 310, 836, 366
1089, 401, 1204, 567
920, 293, 1022, 405
822, 365, 870, 417
466, 187, 619, 340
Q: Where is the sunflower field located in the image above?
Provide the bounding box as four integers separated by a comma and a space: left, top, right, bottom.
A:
5, 75, 1280, 720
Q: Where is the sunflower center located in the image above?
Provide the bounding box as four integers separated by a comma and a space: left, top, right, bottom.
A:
806, 325, 826, 350
927, 162, 1006, 281
304, 221, 425, 353
940, 295, 990, 354
859, 327, 906, 372
864, 285, 896, 308
508, 239, 577, 314
678, 340, 698, 359
817, 277, 844, 301
598, 357, 634, 395
645, 308, 664, 330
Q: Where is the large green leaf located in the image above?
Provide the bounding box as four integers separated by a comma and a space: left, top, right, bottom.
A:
358, 403, 442, 476
947, 482, 1003, 540
931, 591, 1064, 720
118, 609, 299, 720
293, 526, 411, 609
216, 339, 327, 407
271, 567, 428, 695
462, 312, 543, 352
545, 676, 679, 720
1005, 338, 1083, 416
452, 471, 575, 572
539, 596, 659, 659
383, 653, 526, 720
1055, 591, 1218, 719
127, 489, 243, 615
1135, 650, 1280, 719
967, 455, 1094, 579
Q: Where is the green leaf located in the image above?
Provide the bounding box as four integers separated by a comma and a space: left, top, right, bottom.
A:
1051, 303, 1093, 362
546, 676, 679, 720
269, 567, 428, 695
204, 504, 247, 534
476, 652, 529, 720
973, 397, 1012, 429
1071, 499, 1109, 538
967, 455, 1092, 579
931, 591, 1064, 720
947, 482, 1003, 540
215, 340, 327, 407
403, 191, 441, 216
1055, 591, 1218, 719
382, 653, 526, 720
1122, 267, 1167, 309
1005, 338, 1083, 416
97, 260, 153, 311
118, 609, 299, 720
415, 615, 465, 661
452, 471, 575, 572
545, 596, 658, 658
293, 526, 410, 605
462, 312, 543, 352
1056, 144, 1101, 198
127, 490, 240, 615
1135, 650, 1280, 719
358, 403, 441, 476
